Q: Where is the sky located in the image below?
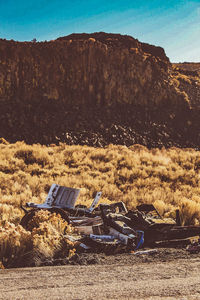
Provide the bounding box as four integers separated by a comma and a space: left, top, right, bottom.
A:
0, 0, 199, 62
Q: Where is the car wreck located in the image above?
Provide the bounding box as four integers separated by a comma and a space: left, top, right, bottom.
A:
20, 184, 200, 254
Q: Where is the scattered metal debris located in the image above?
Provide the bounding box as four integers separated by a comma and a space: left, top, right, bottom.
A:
20, 184, 200, 254
133, 249, 158, 255
186, 239, 200, 254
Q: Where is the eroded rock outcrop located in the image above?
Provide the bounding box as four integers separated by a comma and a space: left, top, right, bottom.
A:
0, 32, 188, 107
0, 32, 199, 147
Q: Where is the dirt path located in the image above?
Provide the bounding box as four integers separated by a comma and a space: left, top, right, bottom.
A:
1, 256, 200, 299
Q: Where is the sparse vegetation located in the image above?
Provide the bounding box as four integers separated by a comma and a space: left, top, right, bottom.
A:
0, 140, 200, 267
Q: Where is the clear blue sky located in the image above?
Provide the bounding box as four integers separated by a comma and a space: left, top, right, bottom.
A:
0, 0, 199, 62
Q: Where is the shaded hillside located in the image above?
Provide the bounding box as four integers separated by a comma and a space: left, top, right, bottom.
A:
172, 63, 200, 110
173, 62, 200, 72
0, 32, 200, 147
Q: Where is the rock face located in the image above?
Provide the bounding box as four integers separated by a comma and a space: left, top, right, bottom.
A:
0, 33, 182, 106
0, 32, 199, 147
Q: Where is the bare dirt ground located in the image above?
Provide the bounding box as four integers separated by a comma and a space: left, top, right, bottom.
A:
1, 249, 200, 300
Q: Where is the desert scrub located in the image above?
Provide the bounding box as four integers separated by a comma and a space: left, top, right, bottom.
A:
14, 143, 52, 167
0, 211, 76, 268
0, 141, 200, 225
30, 211, 75, 264
0, 221, 32, 268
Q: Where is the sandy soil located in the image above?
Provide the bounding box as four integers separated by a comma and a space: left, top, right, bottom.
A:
1, 249, 200, 299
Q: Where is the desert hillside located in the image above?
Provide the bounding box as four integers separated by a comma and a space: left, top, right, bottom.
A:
0, 32, 200, 147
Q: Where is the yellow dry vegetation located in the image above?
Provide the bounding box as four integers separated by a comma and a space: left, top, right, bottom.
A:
0, 140, 200, 266
0, 210, 75, 268
0, 141, 200, 224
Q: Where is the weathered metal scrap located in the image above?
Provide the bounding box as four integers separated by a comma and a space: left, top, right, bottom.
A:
133, 249, 158, 255
20, 184, 200, 253
20, 185, 102, 229
144, 223, 200, 245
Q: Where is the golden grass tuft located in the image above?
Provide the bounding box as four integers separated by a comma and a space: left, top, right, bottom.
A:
0, 210, 76, 268
31, 211, 75, 262
0, 221, 32, 268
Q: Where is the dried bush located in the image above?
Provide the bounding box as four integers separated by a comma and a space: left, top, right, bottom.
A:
31, 211, 75, 264
0, 211, 76, 268
0, 221, 32, 268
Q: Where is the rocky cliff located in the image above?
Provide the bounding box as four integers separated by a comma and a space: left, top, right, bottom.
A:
0, 32, 200, 147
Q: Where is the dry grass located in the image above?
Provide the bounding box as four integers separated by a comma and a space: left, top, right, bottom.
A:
0, 140, 200, 266
0, 210, 75, 268
0, 141, 200, 223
